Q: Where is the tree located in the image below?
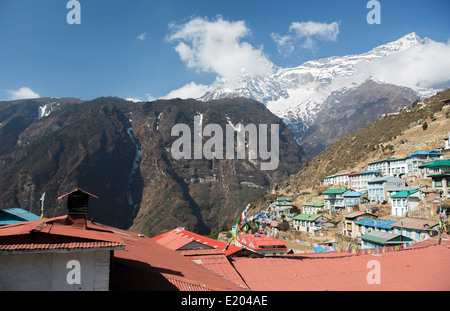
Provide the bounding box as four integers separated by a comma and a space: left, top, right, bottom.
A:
422, 122, 428, 130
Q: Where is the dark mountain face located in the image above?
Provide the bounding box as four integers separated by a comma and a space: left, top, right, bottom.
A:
298, 80, 419, 157
0, 97, 305, 236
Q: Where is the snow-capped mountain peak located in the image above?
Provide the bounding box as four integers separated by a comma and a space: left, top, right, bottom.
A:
197, 32, 439, 145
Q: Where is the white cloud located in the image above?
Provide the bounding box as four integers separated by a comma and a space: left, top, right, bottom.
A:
162, 82, 210, 99
350, 39, 450, 90
272, 21, 340, 55
7, 87, 40, 100
290, 21, 339, 42
136, 32, 147, 40
166, 16, 273, 81
145, 93, 156, 101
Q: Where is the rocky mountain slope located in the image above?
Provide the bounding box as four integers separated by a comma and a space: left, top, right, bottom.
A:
0, 97, 306, 236
300, 80, 419, 157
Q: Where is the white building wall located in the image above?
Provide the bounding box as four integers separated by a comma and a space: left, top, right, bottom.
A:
0, 250, 111, 291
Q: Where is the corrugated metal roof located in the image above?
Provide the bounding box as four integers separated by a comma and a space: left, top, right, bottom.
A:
407, 151, 442, 157
344, 191, 367, 197
230, 237, 450, 290
323, 189, 349, 194
0, 208, 41, 224
392, 218, 439, 230
292, 214, 322, 221
152, 227, 243, 256
0, 241, 125, 254
368, 176, 402, 183
237, 234, 287, 250
302, 202, 324, 207
354, 218, 395, 229
390, 190, 419, 198
360, 231, 412, 244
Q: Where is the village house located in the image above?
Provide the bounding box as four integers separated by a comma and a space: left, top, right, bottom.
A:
353, 218, 396, 237
418, 159, 450, 178
234, 233, 288, 256
389, 157, 409, 177
419, 159, 450, 196
274, 196, 293, 217
390, 190, 421, 217
367, 176, 403, 203
273, 205, 292, 218
392, 218, 439, 242
429, 172, 450, 196
445, 132, 450, 151
367, 158, 393, 176
342, 211, 377, 238
292, 214, 330, 234
323, 172, 351, 186
323, 188, 350, 211
359, 231, 413, 249
388, 151, 442, 177
348, 170, 382, 191
343, 191, 367, 212
406, 151, 443, 176
302, 202, 324, 215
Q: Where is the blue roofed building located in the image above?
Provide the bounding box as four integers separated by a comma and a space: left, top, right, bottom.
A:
343, 191, 367, 212
406, 151, 443, 176
354, 218, 396, 237
0, 208, 41, 226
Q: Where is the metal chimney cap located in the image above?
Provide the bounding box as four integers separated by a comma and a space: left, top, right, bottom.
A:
58, 188, 99, 200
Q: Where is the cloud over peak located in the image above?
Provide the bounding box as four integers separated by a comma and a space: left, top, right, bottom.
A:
272, 20, 340, 55
7, 87, 40, 100
166, 16, 273, 81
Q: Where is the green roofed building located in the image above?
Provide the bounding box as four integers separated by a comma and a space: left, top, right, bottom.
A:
323, 189, 350, 211
292, 214, 329, 233
360, 231, 413, 249
418, 159, 450, 196
390, 190, 420, 217
419, 159, 450, 178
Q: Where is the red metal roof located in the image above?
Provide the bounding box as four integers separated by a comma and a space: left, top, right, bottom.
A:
230, 235, 450, 291
237, 234, 288, 250
0, 241, 124, 253
152, 227, 243, 256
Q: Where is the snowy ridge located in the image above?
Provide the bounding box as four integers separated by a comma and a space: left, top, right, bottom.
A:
37, 102, 61, 120
125, 96, 143, 103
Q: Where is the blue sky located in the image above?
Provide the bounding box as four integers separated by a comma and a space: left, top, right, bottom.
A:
0, 0, 449, 101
